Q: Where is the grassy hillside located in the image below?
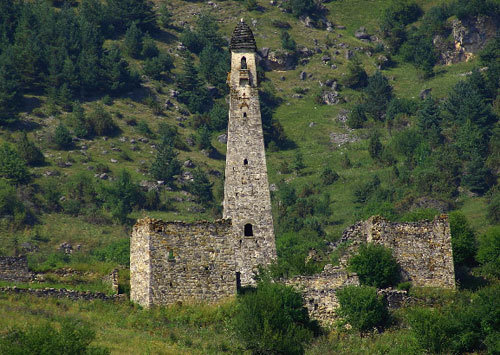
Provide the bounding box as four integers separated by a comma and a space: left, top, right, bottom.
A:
0, 0, 498, 353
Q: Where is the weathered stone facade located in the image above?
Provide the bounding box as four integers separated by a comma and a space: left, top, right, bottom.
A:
130, 218, 237, 307
0, 256, 33, 282
338, 215, 456, 288
285, 265, 359, 325
224, 19, 277, 286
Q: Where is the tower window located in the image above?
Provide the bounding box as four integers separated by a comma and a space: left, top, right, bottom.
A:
244, 223, 253, 236
243, 159, 248, 165
243, 112, 247, 118
241, 57, 247, 69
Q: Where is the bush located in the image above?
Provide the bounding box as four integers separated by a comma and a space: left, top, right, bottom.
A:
320, 167, 339, 186
348, 243, 400, 288
141, 34, 159, 58
187, 168, 213, 206
0, 180, 32, 228
0, 319, 109, 355
16, 133, 44, 166
281, 31, 296, 51
234, 281, 316, 355
368, 132, 383, 161
143, 53, 174, 80
287, 0, 316, 18
449, 211, 477, 267
149, 138, 181, 185
92, 239, 130, 266
487, 189, 500, 223
341, 60, 368, 89
364, 71, 392, 121
347, 104, 367, 129
476, 226, 500, 277
53, 123, 73, 150
336, 285, 389, 332
0, 143, 30, 184
87, 104, 117, 136
124, 22, 143, 58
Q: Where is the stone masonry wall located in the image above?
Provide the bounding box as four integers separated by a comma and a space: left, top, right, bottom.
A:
0, 256, 33, 282
285, 265, 359, 325
224, 48, 277, 287
131, 218, 237, 307
339, 215, 455, 288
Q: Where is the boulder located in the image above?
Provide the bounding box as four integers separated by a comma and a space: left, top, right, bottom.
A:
265, 50, 297, 70
354, 27, 370, 40
217, 134, 228, 144
299, 71, 307, 80
321, 90, 342, 105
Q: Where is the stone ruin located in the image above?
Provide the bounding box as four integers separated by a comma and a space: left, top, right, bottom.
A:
129, 21, 456, 324
0, 256, 34, 283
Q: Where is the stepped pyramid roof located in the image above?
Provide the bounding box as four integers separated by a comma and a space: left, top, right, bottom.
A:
229, 19, 257, 52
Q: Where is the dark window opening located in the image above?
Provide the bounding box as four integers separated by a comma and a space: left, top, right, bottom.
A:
244, 223, 253, 236
239, 78, 248, 86
239, 239, 242, 247
169, 282, 173, 287
241, 57, 247, 69
236, 272, 241, 291
243, 158, 248, 165
243, 112, 247, 118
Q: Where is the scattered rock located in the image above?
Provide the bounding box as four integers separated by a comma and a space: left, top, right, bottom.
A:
44, 170, 59, 177
345, 49, 354, 60
337, 109, 349, 123
336, 25, 346, 30
184, 160, 195, 168
354, 27, 370, 40
59, 242, 73, 254
98, 173, 109, 180
217, 134, 228, 144
264, 50, 297, 70
321, 90, 342, 105
182, 171, 194, 181
169, 89, 179, 98
299, 71, 307, 80
329, 132, 359, 147
419, 88, 432, 100
375, 55, 389, 69
309, 122, 316, 127
269, 183, 278, 192
321, 55, 331, 63
110, 159, 118, 163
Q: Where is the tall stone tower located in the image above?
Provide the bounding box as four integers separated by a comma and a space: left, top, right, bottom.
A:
224, 20, 276, 287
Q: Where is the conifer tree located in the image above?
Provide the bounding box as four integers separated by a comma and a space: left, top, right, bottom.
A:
124, 23, 143, 58
188, 168, 213, 205
364, 71, 392, 121
150, 138, 181, 186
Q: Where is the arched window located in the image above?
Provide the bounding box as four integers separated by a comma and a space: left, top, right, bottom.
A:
243, 159, 248, 165
244, 223, 253, 236
241, 56, 247, 69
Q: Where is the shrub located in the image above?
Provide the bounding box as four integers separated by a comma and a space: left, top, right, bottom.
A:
0, 143, 30, 184
368, 132, 383, 161
124, 22, 143, 58
281, 31, 296, 51
141, 34, 159, 58
476, 226, 500, 277
347, 104, 367, 129
336, 285, 389, 332
92, 239, 130, 266
287, 0, 316, 18
143, 53, 173, 80
364, 71, 392, 121
341, 60, 368, 89
0, 180, 32, 228
0, 319, 109, 354
348, 243, 400, 288
487, 189, 500, 223
158, 1, 171, 28
53, 123, 73, 150
16, 133, 45, 167
234, 281, 316, 355
449, 211, 477, 267
150, 138, 181, 186
87, 104, 117, 136
320, 167, 339, 186
187, 168, 213, 206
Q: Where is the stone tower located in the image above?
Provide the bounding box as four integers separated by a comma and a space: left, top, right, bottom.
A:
223, 20, 277, 287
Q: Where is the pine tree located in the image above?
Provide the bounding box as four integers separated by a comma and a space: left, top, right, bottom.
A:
364, 71, 392, 121
0, 48, 22, 125
368, 132, 383, 161
107, 0, 156, 33
17, 133, 45, 167
188, 168, 213, 206
158, 1, 172, 28
150, 138, 181, 186
0, 143, 30, 184
416, 97, 441, 146
124, 23, 143, 58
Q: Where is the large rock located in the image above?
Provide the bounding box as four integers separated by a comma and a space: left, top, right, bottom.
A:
354, 27, 371, 40
264, 50, 297, 70
321, 89, 342, 105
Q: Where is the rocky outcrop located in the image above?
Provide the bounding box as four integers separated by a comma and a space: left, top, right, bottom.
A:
435, 16, 497, 65
0, 286, 124, 301
263, 50, 297, 70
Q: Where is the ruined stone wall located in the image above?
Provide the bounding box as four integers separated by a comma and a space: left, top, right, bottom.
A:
224, 48, 276, 286
0, 256, 33, 282
130, 218, 237, 308
285, 265, 359, 325
340, 215, 455, 288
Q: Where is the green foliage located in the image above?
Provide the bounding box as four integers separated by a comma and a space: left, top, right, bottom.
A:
208, 102, 228, 131
179, 13, 225, 54
177, 54, 212, 113
449, 211, 477, 267
141, 34, 159, 58
16, 133, 45, 167
386, 98, 418, 123
199, 44, 229, 92
364, 71, 392, 121
368, 133, 383, 161
100, 170, 144, 223
158, 1, 172, 28
124, 23, 143, 58
399, 29, 437, 77
407, 285, 500, 354
53, 123, 73, 150
320, 167, 339, 186
142, 53, 173, 80
246, 0, 258, 11
0, 319, 109, 355
453, 0, 500, 20
0, 180, 32, 228
380, 0, 423, 52
187, 168, 213, 206
292, 150, 305, 173
92, 239, 130, 266
476, 226, 500, 277
86, 104, 117, 137
107, 0, 156, 33
287, 0, 316, 18
0, 143, 29, 184
341, 60, 368, 89
348, 243, 400, 288
0, 48, 22, 125
347, 104, 367, 129
196, 125, 212, 150
234, 281, 316, 355
281, 31, 297, 51
336, 285, 389, 332
150, 138, 181, 186
487, 188, 500, 223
